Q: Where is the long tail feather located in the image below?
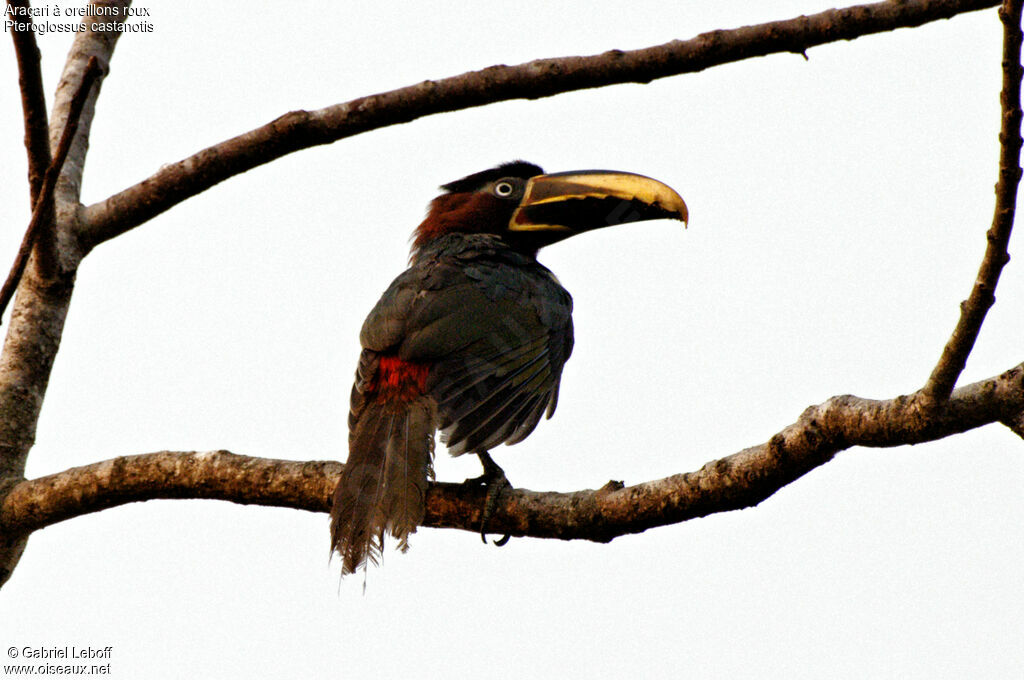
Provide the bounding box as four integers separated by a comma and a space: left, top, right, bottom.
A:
330, 398, 435, 575
381, 400, 435, 551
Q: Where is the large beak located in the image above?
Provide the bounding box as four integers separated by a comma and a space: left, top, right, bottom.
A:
508, 170, 688, 238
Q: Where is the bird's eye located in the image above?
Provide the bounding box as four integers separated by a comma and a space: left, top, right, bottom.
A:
493, 180, 516, 197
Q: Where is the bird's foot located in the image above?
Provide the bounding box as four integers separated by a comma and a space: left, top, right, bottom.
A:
462, 451, 512, 546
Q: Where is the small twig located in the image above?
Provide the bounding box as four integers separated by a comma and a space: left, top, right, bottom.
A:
0, 56, 101, 321
920, 0, 1023, 407
6, 0, 51, 203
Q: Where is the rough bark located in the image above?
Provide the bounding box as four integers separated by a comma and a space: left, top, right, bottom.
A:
0, 271, 74, 585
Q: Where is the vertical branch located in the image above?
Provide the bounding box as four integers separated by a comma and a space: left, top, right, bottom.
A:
48, 0, 129, 208
920, 0, 1023, 408
0, 0, 129, 588
6, 0, 51, 204
0, 57, 101, 319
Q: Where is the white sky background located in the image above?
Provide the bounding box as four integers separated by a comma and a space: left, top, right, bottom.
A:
2, 1, 1023, 677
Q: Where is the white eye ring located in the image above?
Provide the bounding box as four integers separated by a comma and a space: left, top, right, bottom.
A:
494, 180, 515, 197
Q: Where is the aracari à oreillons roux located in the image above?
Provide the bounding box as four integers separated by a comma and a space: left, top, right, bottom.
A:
330, 161, 688, 575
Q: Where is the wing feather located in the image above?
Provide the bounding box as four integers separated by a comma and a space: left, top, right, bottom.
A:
355, 234, 574, 458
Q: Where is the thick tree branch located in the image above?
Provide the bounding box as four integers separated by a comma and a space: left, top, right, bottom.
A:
0, 272, 75, 586
921, 0, 1023, 407
3, 363, 1021, 540
0, 0, 128, 587
0, 452, 339, 533
7, 0, 51, 204
79, 0, 999, 251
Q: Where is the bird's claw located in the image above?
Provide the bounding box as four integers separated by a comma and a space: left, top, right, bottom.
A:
479, 472, 512, 545
464, 451, 512, 546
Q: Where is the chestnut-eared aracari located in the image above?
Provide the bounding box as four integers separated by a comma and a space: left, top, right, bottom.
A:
330, 161, 687, 574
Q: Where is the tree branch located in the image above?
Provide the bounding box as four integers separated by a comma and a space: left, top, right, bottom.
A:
6, 0, 51, 204
3, 362, 1021, 540
0, 452, 339, 533
1003, 411, 1024, 438
47, 0, 127, 210
0, 0, 128, 587
0, 57, 101, 320
79, 0, 1000, 251
920, 0, 1023, 407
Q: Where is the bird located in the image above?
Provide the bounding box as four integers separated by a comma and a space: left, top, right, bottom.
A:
330, 161, 688, 575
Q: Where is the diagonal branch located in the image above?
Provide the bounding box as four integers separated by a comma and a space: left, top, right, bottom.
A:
79, 0, 1000, 251
920, 0, 1023, 407
6, 0, 51, 204
3, 362, 1021, 540
0, 57, 102, 322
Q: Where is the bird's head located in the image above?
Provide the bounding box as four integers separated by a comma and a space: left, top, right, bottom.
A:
412, 160, 688, 257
